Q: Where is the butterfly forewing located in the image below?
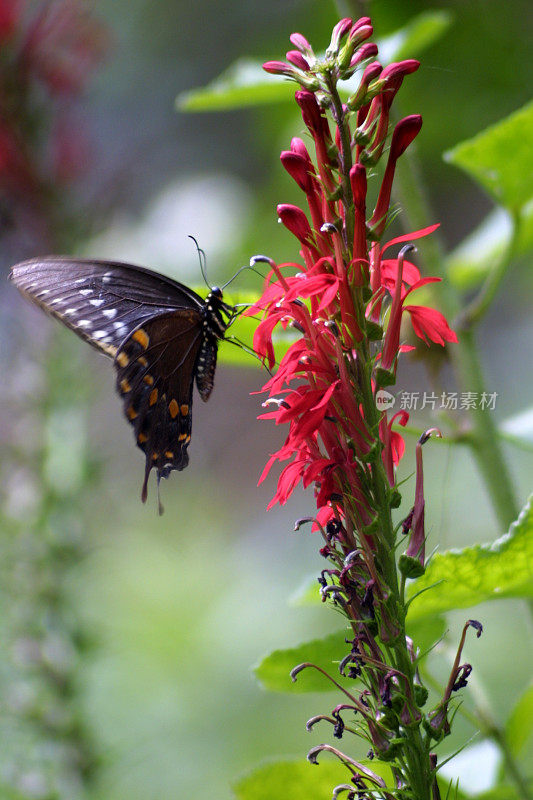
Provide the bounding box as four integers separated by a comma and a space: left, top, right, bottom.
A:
10, 257, 205, 357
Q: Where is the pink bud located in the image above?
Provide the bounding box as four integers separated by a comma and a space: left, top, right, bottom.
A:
263, 60, 294, 76
350, 42, 378, 68
380, 59, 420, 81
277, 203, 313, 244
347, 23, 373, 46
289, 31, 312, 53
389, 115, 422, 160
295, 90, 329, 142
329, 17, 352, 52
349, 164, 367, 209
286, 50, 310, 71
280, 151, 313, 192
290, 137, 311, 160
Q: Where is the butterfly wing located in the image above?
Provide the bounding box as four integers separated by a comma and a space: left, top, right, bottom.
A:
113, 309, 208, 504
9, 256, 204, 357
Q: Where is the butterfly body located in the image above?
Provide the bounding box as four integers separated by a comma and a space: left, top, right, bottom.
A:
10, 257, 234, 507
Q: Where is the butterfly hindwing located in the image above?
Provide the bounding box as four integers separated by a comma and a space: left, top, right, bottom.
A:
10, 257, 205, 357
113, 310, 206, 503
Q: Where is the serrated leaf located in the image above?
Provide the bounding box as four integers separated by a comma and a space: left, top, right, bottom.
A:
234, 759, 394, 800
505, 682, 533, 757
177, 59, 294, 112
444, 101, 533, 211
407, 495, 533, 620
178, 11, 453, 114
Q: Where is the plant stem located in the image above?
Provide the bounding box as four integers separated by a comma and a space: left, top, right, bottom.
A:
393, 149, 519, 531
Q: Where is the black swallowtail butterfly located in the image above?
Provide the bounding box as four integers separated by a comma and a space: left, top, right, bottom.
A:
10, 256, 237, 510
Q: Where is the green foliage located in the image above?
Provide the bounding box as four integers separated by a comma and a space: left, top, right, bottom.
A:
407, 495, 533, 620
255, 617, 446, 693
234, 759, 394, 800
444, 101, 533, 212
177, 59, 294, 112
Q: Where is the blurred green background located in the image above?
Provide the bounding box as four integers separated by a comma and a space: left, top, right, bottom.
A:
1, 1, 532, 798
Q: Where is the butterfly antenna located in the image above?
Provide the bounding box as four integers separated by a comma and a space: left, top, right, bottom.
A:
188, 235, 210, 290
221, 264, 266, 290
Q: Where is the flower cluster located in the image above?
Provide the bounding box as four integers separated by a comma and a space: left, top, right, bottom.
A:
0, 0, 108, 255
250, 18, 476, 798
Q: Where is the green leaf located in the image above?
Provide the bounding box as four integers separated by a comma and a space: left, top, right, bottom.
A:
407, 495, 533, 620
444, 101, 533, 211
446, 199, 533, 290
505, 682, 533, 757
234, 759, 394, 800
255, 629, 350, 694
255, 617, 446, 693
177, 59, 294, 112
178, 10, 453, 113
499, 406, 533, 452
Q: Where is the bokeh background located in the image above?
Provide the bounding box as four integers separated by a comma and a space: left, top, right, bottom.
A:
0, 1, 531, 798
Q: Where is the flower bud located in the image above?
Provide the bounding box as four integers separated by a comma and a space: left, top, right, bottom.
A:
326, 17, 352, 57
289, 31, 312, 54
286, 50, 310, 71
277, 203, 313, 244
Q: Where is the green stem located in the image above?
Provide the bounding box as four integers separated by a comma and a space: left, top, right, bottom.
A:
394, 150, 519, 531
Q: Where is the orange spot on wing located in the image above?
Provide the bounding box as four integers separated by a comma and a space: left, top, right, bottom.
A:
180, 403, 189, 416
117, 352, 129, 367
149, 389, 158, 406
132, 329, 149, 349
138, 433, 148, 443
120, 379, 131, 393
127, 406, 138, 420
169, 399, 179, 418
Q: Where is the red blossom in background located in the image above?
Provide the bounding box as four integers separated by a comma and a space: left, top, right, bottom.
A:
0, 0, 108, 254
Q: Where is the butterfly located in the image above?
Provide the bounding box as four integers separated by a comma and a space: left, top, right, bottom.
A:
10, 256, 237, 512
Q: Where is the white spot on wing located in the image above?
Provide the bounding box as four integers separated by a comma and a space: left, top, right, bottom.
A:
113, 321, 126, 331
78, 320, 91, 328
80, 289, 93, 296
65, 308, 77, 315
102, 272, 113, 283
90, 298, 104, 307
93, 330, 109, 340
103, 308, 117, 318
